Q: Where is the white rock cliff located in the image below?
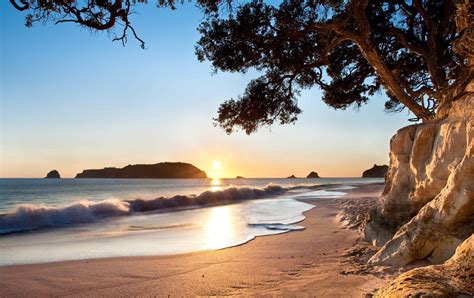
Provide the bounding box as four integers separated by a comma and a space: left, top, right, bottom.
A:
365, 95, 473, 266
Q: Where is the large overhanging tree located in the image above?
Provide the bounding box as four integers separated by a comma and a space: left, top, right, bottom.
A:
10, 0, 473, 134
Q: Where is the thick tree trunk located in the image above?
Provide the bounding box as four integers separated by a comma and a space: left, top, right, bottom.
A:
355, 40, 432, 119
350, 0, 433, 120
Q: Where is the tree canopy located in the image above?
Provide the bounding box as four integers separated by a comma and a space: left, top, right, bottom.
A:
10, 0, 473, 134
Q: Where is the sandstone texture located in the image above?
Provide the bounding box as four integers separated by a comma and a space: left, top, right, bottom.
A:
365, 95, 473, 266
376, 235, 474, 297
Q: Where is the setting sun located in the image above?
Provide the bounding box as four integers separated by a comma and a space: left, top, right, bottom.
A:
210, 160, 224, 180
212, 160, 222, 170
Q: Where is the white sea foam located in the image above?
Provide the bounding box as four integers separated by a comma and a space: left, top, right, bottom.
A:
0, 184, 356, 265
0, 199, 131, 234
0, 184, 301, 235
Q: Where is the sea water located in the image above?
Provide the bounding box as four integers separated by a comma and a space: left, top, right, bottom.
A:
0, 178, 381, 265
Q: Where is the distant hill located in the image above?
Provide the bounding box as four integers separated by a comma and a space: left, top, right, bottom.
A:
306, 171, 320, 178
362, 164, 388, 178
75, 162, 207, 179
45, 170, 61, 179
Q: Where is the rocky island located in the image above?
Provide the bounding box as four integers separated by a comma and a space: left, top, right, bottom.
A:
362, 164, 388, 178
45, 170, 61, 179
306, 171, 320, 178
75, 162, 207, 179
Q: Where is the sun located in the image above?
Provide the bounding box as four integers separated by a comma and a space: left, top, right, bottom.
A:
212, 160, 222, 170
210, 160, 223, 182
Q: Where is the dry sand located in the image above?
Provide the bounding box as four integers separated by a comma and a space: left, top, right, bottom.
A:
0, 183, 404, 297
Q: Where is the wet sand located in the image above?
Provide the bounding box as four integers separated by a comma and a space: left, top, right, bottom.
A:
0, 183, 397, 297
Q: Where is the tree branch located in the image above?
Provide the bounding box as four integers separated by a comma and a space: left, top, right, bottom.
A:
9, 0, 29, 11
413, 0, 448, 92
350, 0, 433, 120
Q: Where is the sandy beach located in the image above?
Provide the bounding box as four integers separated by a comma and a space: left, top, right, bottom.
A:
0, 183, 401, 297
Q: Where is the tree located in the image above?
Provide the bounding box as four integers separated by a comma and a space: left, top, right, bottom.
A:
11, 0, 473, 134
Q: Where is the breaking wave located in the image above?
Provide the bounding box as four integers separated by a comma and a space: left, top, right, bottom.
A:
0, 184, 302, 235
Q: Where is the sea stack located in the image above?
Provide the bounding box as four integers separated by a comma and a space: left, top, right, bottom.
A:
306, 171, 320, 178
45, 170, 61, 179
362, 164, 388, 178
287, 175, 297, 179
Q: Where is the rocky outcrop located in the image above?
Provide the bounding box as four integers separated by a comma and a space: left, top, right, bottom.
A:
364, 95, 474, 266
362, 165, 388, 178
75, 162, 207, 179
375, 235, 474, 297
45, 170, 61, 179
236, 176, 245, 179
287, 175, 297, 179
306, 171, 320, 178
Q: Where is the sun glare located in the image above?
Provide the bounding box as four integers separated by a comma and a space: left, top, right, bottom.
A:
212, 160, 222, 170
205, 206, 233, 249
210, 160, 224, 181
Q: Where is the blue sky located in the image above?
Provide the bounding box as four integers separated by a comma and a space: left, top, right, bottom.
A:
0, 3, 412, 178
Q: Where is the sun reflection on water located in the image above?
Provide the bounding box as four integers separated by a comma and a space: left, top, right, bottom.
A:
205, 206, 233, 249
210, 177, 222, 192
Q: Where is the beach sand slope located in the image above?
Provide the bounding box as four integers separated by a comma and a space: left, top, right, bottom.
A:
0, 183, 402, 297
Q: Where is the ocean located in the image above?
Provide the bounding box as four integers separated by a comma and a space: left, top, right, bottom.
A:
0, 178, 382, 265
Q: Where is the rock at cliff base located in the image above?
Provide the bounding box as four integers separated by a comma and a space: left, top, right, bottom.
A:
375, 235, 474, 297
45, 170, 61, 179
362, 165, 388, 178
306, 171, 320, 178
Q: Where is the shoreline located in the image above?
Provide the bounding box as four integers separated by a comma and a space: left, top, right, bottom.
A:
0, 182, 395, 296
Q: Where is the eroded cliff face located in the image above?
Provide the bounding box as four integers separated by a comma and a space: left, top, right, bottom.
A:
364, 94, 474, 266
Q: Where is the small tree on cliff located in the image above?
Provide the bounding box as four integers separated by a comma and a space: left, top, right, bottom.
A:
11, 0, 473, 134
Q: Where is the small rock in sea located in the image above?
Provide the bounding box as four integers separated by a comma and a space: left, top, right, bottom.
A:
306, 171, 320, 178
45, 170, 61, 179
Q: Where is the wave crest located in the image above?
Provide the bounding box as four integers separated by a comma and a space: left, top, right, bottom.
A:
0, 184, 288, 235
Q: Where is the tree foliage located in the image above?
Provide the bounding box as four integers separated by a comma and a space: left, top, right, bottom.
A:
10, 0, 473, 134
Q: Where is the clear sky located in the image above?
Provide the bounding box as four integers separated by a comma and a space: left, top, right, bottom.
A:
0, 3, 412, 178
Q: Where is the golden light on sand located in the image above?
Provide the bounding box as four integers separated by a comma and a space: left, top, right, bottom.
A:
205, 206, 233, 249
